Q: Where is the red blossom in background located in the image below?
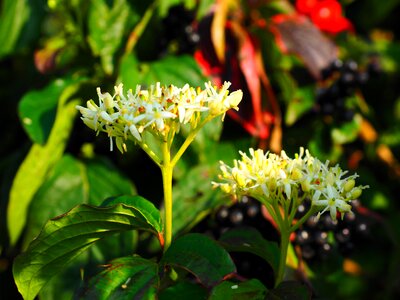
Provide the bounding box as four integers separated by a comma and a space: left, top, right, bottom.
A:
295, 0, 353, 34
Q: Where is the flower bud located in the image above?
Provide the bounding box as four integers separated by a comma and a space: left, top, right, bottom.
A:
87, 100, 98, 111
301, 180, 311, 192
226, 90, 243, 110
291, 168, 303, 180
233, 168, 247, 188
220, 183, 232, 194
326, 173, 335, 186
344, 179, 355, 193
351, 187, 362, 199
104, 94, 114, 110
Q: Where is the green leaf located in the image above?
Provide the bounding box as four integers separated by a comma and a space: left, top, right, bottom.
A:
157, 0, 197, 17
143, 55, 206, 86
172, 165, 223, 236
7, 80, 82, 246
23, 155, 137, 256
159, 281, 207, 300
285, 86, 315, 126
209, 279, 268, 300
161, 233, 236, 288
88, 0, 130, 74
118, 54, 206, 89
197, 0, 215, 19
331, 114, 362, 144
266, 281, 311, 300
13, 201, 163, 300
86, 156, 136, 205
218, 227, 280, 276
19, 77, 83, 144
118, 53, 141, 89
22, 155, 86, 249
102, 195, 163, 234
79, 255, 159, 300
0, 0, 30, 58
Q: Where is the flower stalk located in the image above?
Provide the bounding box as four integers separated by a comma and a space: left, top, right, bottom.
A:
161, 140, 173, 251
276, 222, 290, 287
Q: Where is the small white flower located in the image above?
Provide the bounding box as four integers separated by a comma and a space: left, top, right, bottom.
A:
141, 103, 177, 131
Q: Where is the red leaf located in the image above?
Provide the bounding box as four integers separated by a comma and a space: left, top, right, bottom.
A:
195, 15, 280, 147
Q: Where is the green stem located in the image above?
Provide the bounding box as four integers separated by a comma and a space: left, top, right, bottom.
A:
161, 141, 173, 252
290, 206, 316, 233
288, 194, 304, 225
275, 222, 290, 288
139, 141, 162, 167
125, 0, 158, 53
271, 194, 285, 226
171, 117, 210, 166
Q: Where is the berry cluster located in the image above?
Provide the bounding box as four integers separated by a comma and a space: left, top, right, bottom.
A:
293, 199, 371, 261
194, 196, 278, 241
316, 59, 371, 123
159, 5, 200, 56
192, 197, 278, 287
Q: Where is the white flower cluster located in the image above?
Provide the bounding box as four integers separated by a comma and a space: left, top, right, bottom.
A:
76, 81, 242, 152
213, 148, 369, 221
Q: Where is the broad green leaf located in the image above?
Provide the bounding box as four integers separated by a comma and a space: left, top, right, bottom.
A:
23, 155, 135, 248
285, 86, 315, 126
22, 154, 138, 299
266, 280, 311, 300
23, 155, 137, 255
197, 0, 215, 19
18, 76, 82, 144
0, 0, 29, 58
141, 55, 205, 86
13, 201, 163, 300
118, 54, 206, 89
218, 227, 280, 276
331, 114, 362, 145
88, 0, 130, 74
79, 255, 159, 300
118, 53, 142, 89
102, 195, 163, 234
158, 0, 197, 17
86, 157, 136, 205
172, 165, 224, 236
7, 82, 81, 246
209, 279, 268, 300
83, 159, 139, 263
0, 147, 28, 247
161, 233, 236, 288
38, 252, 91, 300
22, 155, 86, 249
308, 124, 343, 162
159, 281, 207, 300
